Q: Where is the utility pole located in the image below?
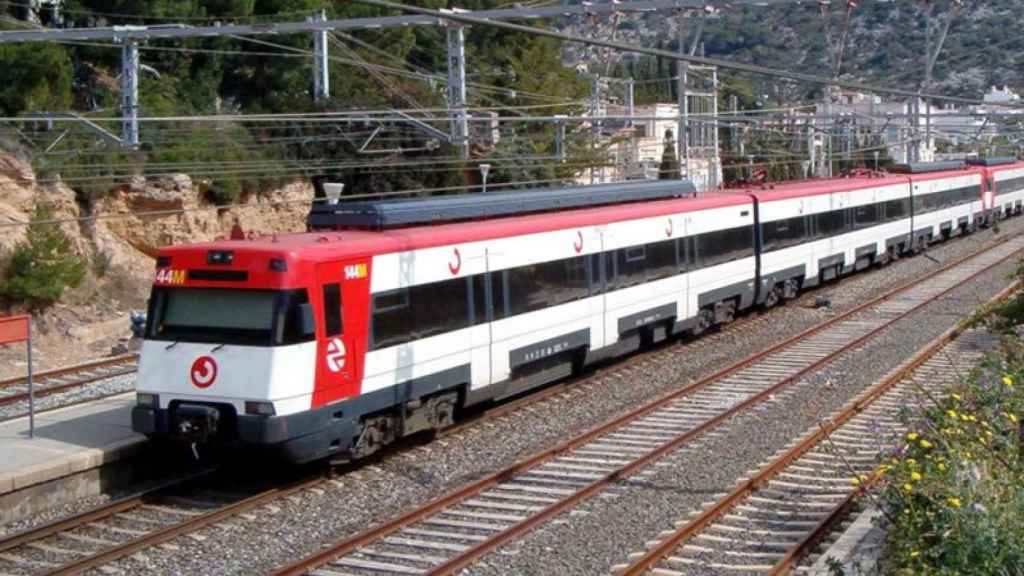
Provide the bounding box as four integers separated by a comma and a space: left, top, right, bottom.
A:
711, 67, 720, 189
625, 78, 635, 128
445, 24, 469, 160
554, 115, 566, 162
807, 125, 816, 178
590, 75, 601, 184
312, 9, 330, 101
676, 10, 688, 179
120, 40, 139, 148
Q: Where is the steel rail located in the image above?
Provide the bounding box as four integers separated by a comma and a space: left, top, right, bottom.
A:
271, 232, 1024, 576
617, 280, 1022, 575
40, 474, 327, 576
0, 354, 139, 406
0, 468, 218, 554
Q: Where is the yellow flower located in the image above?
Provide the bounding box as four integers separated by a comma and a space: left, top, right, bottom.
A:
961, 414, 971, 422
947, 497, 962, 508
907, 458, 917, 466
1003, 375, 1014, 388
948, 409, 958, 419
1008, 413, 1019, 424
910, 550, 921, 558
907, 432, 919, 441
985, 430, 993, 437
920, 439, 933, 449
851, 477, 861, 486
911, 471, 922, 481
903, 483, 914, 492
938, 462, 947, 471
951, 393, 962, 401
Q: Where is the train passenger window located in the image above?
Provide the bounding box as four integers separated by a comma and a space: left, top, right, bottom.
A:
371, 278, 470, 349
491, 271, 508, 320
472, 275, 488, 325
322, 283, 343, 337
853, 204, 879, 228
646, 239, 677, 281
884, 199, 908, 221
589, 253, 604, 294
761, 217, 806, 253
698, 226, 754, 266
507, 256, 589, 316
275, 289, 314, 345
617, 247, 647, 288
813, 209, 846, 238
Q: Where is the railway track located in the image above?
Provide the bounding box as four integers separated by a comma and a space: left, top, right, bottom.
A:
611, 285, 1014, 576
0, 468, 328, 576
269, 236, 1024, 575
0, 354, 138, 410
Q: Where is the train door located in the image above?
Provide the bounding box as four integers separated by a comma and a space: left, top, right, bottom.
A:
595, 228, 609, 347
312, 261, 364, 406
677, 216, 690, 323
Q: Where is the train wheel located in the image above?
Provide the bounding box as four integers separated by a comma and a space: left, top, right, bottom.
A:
762, 284, 782, 309
691, 307, 714, 336
782, 278, 800, 300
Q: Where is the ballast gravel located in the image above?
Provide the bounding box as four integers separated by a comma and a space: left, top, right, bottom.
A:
0, 372, 136, 422
25, 221, 1024, 576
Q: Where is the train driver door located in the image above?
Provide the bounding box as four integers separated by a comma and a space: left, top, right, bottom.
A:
313, 261, 364, 404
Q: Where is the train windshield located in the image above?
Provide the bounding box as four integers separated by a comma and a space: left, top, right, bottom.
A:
146, 287, 314, 346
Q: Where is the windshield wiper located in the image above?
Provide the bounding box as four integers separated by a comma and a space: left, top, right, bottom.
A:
164, 341, 180, 350
211, 343, 227, 353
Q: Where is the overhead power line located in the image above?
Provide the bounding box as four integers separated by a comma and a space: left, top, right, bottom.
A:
351, 0, 1024, 110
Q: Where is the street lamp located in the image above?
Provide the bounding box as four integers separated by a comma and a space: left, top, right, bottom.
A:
479, 163, 491, 193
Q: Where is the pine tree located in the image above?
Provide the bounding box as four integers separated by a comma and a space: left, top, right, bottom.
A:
659, 128, 680, 180
0, 205, 86, 309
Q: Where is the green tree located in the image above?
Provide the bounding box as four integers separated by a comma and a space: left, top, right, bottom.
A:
659, 129, 680, 180
0, 43, 72, 116
0, 205, 86, 309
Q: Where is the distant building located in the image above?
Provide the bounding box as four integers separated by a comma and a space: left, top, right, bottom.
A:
984, 85, 1021, 104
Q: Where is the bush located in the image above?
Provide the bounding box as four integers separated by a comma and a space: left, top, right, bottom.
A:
0, 205, 86, 308
878, 340, 1024, 574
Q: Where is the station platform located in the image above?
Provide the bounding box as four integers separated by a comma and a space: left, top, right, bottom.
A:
0, 393, 146, 523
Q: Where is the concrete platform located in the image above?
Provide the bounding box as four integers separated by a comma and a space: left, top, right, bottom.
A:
0, 393, 148, 524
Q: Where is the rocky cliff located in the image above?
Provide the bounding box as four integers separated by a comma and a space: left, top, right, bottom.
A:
0, 152, 314, 375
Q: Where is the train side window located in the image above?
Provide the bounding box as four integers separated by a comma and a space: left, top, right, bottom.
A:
762, 217, 806, 253
491, 271, 508, 320
589, 253, 604, 294
471, 275, 487, 325
813, 209, 846, 238
646, 238, 676, 281
322, 283, 343, 337
853, 204, 879, 229
371, 279, 470, 349
884, 199, 907, 221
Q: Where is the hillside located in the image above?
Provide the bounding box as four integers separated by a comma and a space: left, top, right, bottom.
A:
565, 0, 1023, 104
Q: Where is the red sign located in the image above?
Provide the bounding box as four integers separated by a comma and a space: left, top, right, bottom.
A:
190, 356, 218, 388
0, 315, 29, 345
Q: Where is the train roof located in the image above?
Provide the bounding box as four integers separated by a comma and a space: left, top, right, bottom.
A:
308, 179, 696, 230
163, 191, 752, 263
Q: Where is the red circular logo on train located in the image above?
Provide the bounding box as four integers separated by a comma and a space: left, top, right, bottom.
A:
573, 230, 584, 253
448, 247, 462, 275
190, 356, 218, 389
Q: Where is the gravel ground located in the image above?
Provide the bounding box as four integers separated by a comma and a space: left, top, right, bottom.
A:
0, 372, 136, 422
467, 245, 1022, 575
10, 221, 1022, 576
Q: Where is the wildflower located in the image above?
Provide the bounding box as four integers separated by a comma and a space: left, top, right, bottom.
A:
985, 430, 993, 437
903, 483, 914, 492
851, 477, 861, 486
938, 462, 947, 471
907, 458, 917, 466
951, 393, 961, 401
910, 550, 921, 558
1003, 375, 1014, 388
1007, 413, 1019, 424
920, 439, 933, 449
947, 497, 962, 508
947, 409, 958, 419
907, 432, 919, 441
961, 414, 971, 422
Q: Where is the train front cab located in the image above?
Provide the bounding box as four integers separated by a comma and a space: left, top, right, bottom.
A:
132, 246, 374, 464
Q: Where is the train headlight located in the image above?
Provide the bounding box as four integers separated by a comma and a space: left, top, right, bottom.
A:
245, 401, 276, 417
136, 393, 159, 408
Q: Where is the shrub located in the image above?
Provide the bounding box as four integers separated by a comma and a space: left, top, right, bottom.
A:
0, 205, 86, 308
878, 342, 1024, 575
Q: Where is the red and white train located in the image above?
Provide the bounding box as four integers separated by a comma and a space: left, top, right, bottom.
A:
133, 158, 1024, 463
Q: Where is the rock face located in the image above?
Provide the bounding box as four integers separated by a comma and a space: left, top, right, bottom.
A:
0, 152, 314, 375
96, 176, 312, 260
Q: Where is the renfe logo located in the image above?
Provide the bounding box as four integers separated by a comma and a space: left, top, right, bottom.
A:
573, 230, 583, 253
190, 356, 218, 388
448, 247, 462, 275
326, 338, 347, 373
